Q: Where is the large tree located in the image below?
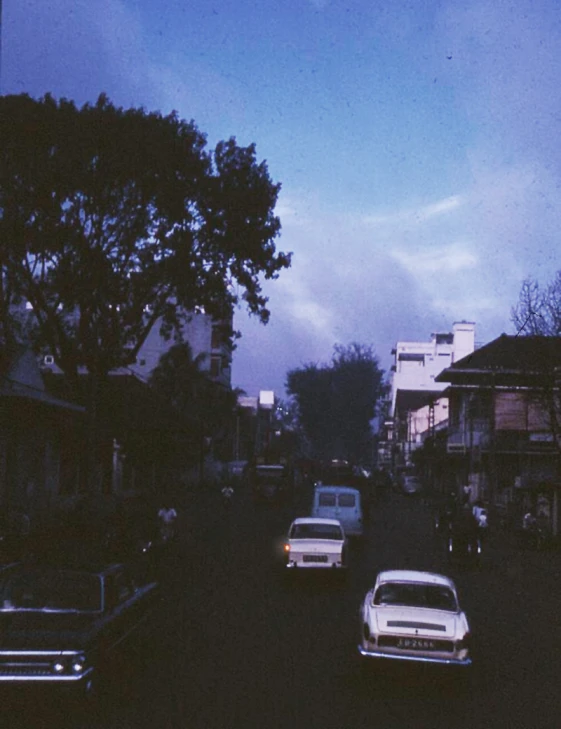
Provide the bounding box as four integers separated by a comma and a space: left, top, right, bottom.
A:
149, 342, 239, 466
512, 274, 561, 337
0, 93, 291, 378
286, 343, 385, 464
511, 273, 561, 449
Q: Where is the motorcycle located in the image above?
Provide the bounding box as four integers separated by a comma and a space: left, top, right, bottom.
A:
221, 486, 235, 509
447, 532, 482, 568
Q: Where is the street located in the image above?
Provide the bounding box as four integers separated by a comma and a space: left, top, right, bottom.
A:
4, 483, 561, 729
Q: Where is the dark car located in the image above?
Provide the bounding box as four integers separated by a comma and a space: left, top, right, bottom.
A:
0, 559, 158, 699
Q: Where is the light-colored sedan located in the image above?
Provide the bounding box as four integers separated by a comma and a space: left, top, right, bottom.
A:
283, 518, 347, 571
358, 570, 471, 667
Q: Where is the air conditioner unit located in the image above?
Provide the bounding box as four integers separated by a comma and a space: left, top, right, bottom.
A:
447, 443, 466, 454
43, 355, 55, 366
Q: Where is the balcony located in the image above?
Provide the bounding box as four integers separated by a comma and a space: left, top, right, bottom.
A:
481, 430, 558, 453
446, 421, 490, 453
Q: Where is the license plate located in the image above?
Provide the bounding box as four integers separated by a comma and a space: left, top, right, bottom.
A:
302, 554, 328, 563
397, 638, 436, 650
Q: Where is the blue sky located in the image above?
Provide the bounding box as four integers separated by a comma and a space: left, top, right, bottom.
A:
4, 0, 561, 397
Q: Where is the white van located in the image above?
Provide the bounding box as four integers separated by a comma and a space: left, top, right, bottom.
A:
311, 485, 364, 538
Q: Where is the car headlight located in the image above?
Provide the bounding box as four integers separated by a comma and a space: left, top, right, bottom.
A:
52, 661, 66, 674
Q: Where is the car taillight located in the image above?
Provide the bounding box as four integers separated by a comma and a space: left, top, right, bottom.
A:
283, 543, 290, 553
455, 633, 471, 651
362, 623, 376, 644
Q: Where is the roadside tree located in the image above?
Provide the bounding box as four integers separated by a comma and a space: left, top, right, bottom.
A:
0, 93, 291, 482
286, 343, 385, 464
0, 93, 290, 376
511, 273, 561, 447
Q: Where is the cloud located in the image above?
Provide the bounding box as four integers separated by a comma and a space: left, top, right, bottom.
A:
363, 195, 463, 227
393, 242, 477, 275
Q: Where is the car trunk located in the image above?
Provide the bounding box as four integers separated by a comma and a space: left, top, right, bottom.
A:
372, 606, 458, 639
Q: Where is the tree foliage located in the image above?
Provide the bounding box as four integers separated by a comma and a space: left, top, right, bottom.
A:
286, 343, 385, 463
149, 342, 240, 461
511, 273, 561, 453
0, 93, 291, 377
512, 274, 561, 336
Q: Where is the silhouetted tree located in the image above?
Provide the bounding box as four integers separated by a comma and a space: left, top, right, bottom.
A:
149, 343, 240, 464
286, 343, 385, 463
511, 273, 561, 451
0, 93, 291, 378
0, 93, 290, 485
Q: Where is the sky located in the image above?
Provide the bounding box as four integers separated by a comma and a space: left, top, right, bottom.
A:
3, 0, 561, 398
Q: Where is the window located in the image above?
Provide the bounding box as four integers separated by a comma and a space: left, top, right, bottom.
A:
338, 493, 356, 507
318, 493, 336, 507
211, 326, 222, 350
210, 355, 221, 377
290, 523, 343, 540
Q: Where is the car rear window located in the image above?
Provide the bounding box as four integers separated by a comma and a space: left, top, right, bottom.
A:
290, 523, 343, 540
318, 493, 336, 507
374, 583, 458, 612
338, 494, 356, 507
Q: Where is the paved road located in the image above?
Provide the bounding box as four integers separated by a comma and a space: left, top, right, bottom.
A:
5, 484, 561, 729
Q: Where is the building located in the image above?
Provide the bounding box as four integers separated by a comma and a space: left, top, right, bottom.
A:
386, 321, 476, 470
435, 334, 561, 536
129, 309, 233, 389
0, 345, 85, 534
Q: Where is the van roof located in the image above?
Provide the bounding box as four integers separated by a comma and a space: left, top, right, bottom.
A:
314, 484, 360, 495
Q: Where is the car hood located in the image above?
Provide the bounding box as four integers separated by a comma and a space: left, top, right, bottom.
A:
0, 611, 100, 650
369, 606, 459, 638
288, 539, 343, 554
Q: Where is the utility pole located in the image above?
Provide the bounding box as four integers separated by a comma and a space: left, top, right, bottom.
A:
0, 0, 3, 94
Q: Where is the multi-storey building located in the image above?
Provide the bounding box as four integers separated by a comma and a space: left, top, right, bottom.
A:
387, 321, 476, 468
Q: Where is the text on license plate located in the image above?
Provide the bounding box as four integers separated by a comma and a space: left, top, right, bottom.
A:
302, 555, 328, 563
397, 638, 436, 650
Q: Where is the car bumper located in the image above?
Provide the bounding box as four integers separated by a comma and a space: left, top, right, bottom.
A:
0, 671, 94, 683
286, 562, 346, 569
357, 645, 472, 667
0, 652, 94, 683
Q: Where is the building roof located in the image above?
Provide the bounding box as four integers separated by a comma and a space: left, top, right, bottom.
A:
43, 369, 195, 434
436, 334, 561, 384
394, 389, 444, 413
0, 346, 84, 413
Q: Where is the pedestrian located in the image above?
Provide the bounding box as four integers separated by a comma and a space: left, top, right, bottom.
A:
158, 503, 178, 542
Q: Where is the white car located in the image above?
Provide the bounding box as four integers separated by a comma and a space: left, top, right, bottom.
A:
358, 570, 471, 667
284, 518, 347, 571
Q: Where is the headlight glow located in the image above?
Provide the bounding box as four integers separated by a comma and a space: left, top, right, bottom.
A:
53, 661, 65, 674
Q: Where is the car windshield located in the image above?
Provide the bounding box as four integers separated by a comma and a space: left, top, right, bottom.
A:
290, 523, 343, 540
0, 568, 103, 612
374, 583, 458, 612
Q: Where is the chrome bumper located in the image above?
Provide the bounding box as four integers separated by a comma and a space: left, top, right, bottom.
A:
286, 562, 345, 569
358, 645, 472, 667
0, 651, 93, 682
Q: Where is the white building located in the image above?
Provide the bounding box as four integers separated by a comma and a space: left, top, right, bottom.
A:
389, 321, 476, 463
390, 321, 476, 415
